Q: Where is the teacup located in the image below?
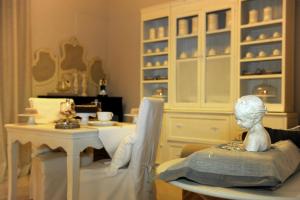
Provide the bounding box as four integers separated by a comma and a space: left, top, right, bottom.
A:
245, 52, 254, 58
272, 49, 281, 56
258, 33, 267, 40
273, 32, 281, 38
180, 52, 187, 59
245, 35, 253, 42
155, 61, 161, 66
146, 62, 152, 67
97, 112, 113, 121
258, 51, 267, 57
224, 46, 230, 54
208, 48, 216, 56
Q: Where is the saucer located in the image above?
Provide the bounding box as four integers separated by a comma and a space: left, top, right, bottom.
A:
88, 120, 116, 126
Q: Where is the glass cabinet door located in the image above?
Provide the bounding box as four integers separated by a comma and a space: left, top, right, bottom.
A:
239, 0, 284, 110
174, 15, 199, 104
142, 17, 169, 103
203, 9, 232, 105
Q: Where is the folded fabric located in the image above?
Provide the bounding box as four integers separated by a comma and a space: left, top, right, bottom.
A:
159, 140, 300, 188
97, 124, 136, 157
29, 98, 69, 124
106, 133, 136, 176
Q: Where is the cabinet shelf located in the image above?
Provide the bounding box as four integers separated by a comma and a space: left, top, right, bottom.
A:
241, 19, 282, 29
206, 28, 230, 35
240, 74, 282, 80
206, 54, 230, 60
142, 80, 168, 84
176, 33, 198, 39
143, 37, 169, 43
241, 37, 282, 46
143, 52, 168, 57
176, 57, 198, 62
142, 66, 168, 70
240, 56, 282, 62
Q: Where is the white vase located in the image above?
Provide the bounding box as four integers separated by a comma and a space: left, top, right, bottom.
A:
207, 13, 218, 31
249, 9, 258, 24
263, 6, 272, 21
157, 26, 165, 38
178, 19, 188, 35
149, 28, 156, 39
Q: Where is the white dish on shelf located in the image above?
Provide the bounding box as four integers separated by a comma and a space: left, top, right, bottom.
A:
272, 32, 281, 38
152, 95, 167, 98
88, 120, 116, 126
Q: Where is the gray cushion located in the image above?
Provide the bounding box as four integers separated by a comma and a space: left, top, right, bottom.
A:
160, 140, 300, 188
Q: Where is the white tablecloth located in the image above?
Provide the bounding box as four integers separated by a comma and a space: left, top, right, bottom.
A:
97, 123, 136, 157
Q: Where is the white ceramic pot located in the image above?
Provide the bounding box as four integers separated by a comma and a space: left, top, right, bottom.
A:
157, 26, 165, 38
263, 6, 272, 21
249, 9, 258, 24
208, 13, 218, 31
178, 19, 188, 35
149, 28, 156, 39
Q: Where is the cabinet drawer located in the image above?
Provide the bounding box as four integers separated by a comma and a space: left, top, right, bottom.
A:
166, 113, 230, 144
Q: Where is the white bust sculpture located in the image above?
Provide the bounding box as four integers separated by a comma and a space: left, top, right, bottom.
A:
234, 95, 271, 152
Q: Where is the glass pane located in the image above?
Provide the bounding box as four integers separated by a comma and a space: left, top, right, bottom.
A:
176, 60, 198, 103
204, 9, 231, 104
205, 57, 230, 103
144, 17, 168, 40
240, 78, 281, 104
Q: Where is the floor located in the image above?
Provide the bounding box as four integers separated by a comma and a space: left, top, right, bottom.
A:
0, 176, 182, 200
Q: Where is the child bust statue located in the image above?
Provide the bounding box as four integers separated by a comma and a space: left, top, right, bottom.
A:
234, 95, 271, 152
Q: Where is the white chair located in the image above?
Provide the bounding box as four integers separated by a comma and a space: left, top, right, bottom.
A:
30, 97, 164, 200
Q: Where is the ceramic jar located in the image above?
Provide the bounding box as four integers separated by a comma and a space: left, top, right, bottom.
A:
178, 19, 188, 35
249, 9, 258, 24
149, 28, 156, 39
157, 26, 165, 38
263, 6, 272, 21
226, 10, 232, 28
192, 17, 198, 34
208, 13, 218, 31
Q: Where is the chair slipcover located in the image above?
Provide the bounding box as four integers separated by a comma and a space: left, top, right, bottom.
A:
30, 97, 164, 200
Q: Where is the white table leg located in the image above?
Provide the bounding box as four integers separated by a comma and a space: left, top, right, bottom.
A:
8, 141, 19, 200
67, 150, 80, 200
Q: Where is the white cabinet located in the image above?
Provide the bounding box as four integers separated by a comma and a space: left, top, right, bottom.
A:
238, 0, 295, 112
141, 0, 296, 162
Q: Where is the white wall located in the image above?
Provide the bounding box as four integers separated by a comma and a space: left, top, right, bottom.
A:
31, 0, 108, 95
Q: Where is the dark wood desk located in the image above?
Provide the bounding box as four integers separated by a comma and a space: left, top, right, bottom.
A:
38, 95, 123, 122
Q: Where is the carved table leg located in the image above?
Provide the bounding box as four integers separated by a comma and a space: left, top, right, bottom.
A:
8, 141, 19, 200
67, 150, 80, 200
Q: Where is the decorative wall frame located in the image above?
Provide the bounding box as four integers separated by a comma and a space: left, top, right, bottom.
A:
32, 48, 58, 96
32, 37, 105, 96
59, 37, 88, 72
88, 56, 106, 88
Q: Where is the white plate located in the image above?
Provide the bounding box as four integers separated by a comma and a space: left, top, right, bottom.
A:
88, 120, 116, 126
